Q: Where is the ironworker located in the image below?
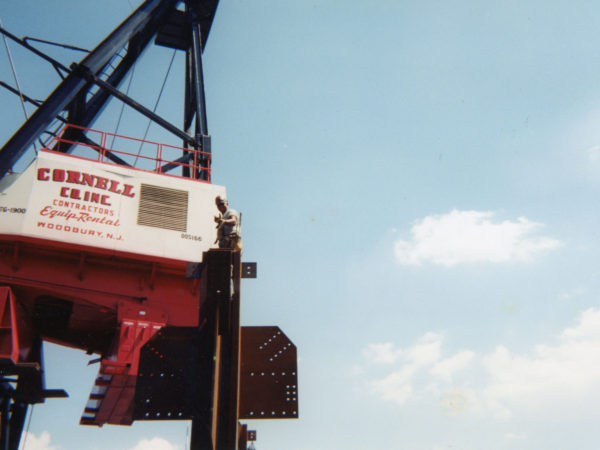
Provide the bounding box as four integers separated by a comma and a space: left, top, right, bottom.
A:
214, 195, 241, 251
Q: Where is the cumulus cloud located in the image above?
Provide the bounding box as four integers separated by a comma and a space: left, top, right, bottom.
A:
408, 332, 443, 366
359, 308, 600, 419
483, 307, 600, 417
394, 210, 561, 266
439, 386, 474, 415
366, 332, 444, 406
21, 431, 57, 450
127, 437, 180, 450
561, 307, 600, 339
362, 342, 403, 364
369, 370, 415, 405
430, 350, 475, 381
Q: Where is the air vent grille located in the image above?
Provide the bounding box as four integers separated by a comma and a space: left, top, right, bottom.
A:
137, 184, 188, 232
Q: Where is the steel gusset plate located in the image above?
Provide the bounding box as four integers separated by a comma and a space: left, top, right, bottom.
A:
239, 326, 298, 419
133, 327, 210, 421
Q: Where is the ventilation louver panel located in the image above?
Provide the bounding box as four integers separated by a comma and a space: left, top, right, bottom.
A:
137, 184, 188, 232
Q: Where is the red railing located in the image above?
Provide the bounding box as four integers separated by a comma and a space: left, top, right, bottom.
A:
45, 124, 211, 182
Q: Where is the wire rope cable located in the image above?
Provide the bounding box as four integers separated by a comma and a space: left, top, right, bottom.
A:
110, 58, 137, 149
18, 404, 34, 450
134, 48, 177, 166
0, 16, 38, 156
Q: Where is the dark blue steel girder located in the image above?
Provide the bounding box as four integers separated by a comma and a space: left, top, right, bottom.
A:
0, 0, 219, 179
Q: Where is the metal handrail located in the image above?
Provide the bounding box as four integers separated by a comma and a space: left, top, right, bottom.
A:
46, 124, 211, 182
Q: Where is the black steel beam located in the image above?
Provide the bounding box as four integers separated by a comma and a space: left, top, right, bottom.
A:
6, 402, 27, 450
191, 22, 208, 137
74, 65, 196, 146
0, 390, 10, 450
0, 27, 70, 76
159, 152, 193, 174
190, 22, 211, 180
0, 385, 29, 450
23, 36, 89, 54
65, 32, 152, 144
0, 81, 42, 107
189, 250, 241, 449
0, 82, 133, 166
188, 0, 220, 48
216, 251, 241, 449
182, 47, 194, 178
0, 0, 178, 178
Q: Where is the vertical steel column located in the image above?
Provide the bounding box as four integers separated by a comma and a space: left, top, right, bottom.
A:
0, 389, 25, 450
0, 392, 8, 450
191, 21, 211, 181
216, 251, 241, 449
190, 254, 219, 450
6, 401, 27, 450
182, 46, 193, 178
191, 22, 209, 137
191, 249, 241, 450
237, 424, 247, 450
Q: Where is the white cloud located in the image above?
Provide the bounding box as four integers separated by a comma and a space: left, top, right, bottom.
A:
359, 308, 600, 419
561, 307, 600, 339
430, 350, 475, 381
369, 370, 414, 405
366, 332, 443, 406
408, 332, 443, 366
483, 307, 600, 417
439, 386, 474, 415
482, 308, 600, 416
586, 145, 600, 161
21, 431, 57, 450
394, 210, 561, 266
127, 437, 180, 450
362, 342, 402, 364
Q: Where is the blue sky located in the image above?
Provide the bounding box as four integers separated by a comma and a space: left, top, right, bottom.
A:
3, 1, 600, 449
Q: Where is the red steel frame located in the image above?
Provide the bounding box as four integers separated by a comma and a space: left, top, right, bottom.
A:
0, 238, 245, 445
0, 287, 19, 364
0, 137, 207, 424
